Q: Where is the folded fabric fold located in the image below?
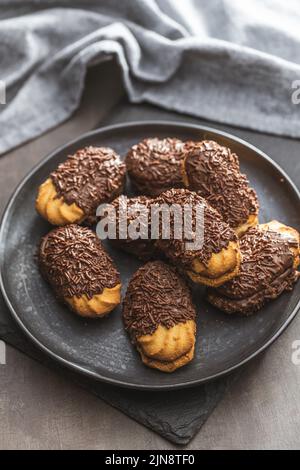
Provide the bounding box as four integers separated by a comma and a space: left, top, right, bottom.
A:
1, 0, 300, 155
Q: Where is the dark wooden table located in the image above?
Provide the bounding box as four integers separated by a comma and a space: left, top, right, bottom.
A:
0, 62, 300, 450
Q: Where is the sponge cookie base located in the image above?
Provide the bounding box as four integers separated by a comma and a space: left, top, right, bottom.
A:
65, 284, 121, 318
136, 321, 196, 372
138, 345, 195, 372
187, 241, 241, 287
187, 258, 240, 287
36, 178, 84, 225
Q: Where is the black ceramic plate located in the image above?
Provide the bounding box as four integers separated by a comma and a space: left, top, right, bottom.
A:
0, 122, 300, 390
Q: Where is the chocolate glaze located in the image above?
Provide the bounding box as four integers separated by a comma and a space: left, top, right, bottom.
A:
51, 146, 126, 221
184, 140, 259, 228
125, 137, 186, 195
207, 227, 299, 315
109, 195, 160, 260
110, 238, 161, 261
39, 224, 120, 299
155, 188, 237, 269
123, 261, 196, 342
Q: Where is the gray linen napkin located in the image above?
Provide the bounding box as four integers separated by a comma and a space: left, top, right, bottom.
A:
1, 0, 300, 155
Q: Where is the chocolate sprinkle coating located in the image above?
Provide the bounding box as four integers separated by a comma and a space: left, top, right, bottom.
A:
125, 137, 186, 195
51, 146, 126, 220
39, 224, 120, 299
123, 261, 196, 342
185, 140, 259, 228
155, 188, 237, 269
207, 227, 299, 315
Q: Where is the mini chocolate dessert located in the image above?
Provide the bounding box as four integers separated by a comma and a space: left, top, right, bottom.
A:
36, 146, 126, 225
125, 137, 186, 196
108, 195, 161, 260
207, 225, 300, 315
260, 220, 300, 268
155, 188, 241, 287
182, 140, 259, 236
39, 224, 121, 318
123, 261, 196, 372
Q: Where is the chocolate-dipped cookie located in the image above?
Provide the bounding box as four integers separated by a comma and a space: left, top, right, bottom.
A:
36, 146, 126, 226
155, 189, 241, 287
39, 224, 121, 318
207, 225, 300, 316
123, 261, 196, 372
260, 220, 300, 268
125, 137, 186, 196
108, 195, 160, 260
182, 140, 259, 235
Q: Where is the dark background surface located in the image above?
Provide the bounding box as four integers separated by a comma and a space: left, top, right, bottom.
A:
0, 61, 299, 449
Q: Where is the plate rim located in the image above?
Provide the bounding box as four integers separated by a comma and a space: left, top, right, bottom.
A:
0, 120, 300, 391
